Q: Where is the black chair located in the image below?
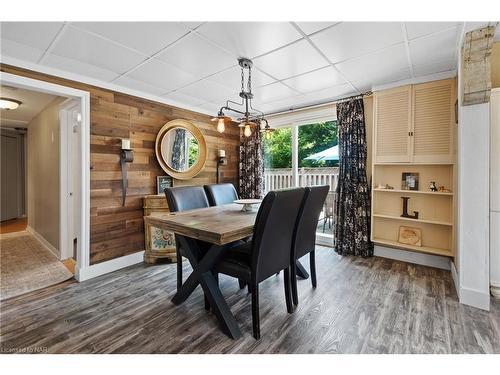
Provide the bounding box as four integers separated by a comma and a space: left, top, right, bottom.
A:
215, 188, 305, 339
164, 186, 210, 293
204, 183, 239, 206
291, 185, 329, 306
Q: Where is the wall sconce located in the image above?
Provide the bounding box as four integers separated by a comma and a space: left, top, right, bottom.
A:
216, 149, 227, 183
120, 138, 134, 206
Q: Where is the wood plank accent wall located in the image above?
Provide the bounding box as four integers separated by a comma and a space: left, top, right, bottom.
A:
0, 64, 240, 265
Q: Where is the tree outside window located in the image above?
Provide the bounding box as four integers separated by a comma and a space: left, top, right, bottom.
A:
263, 121, 338, 169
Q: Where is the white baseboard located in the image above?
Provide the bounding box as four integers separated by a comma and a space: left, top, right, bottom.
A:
26, 225, 60, 259
450, 261, 491, 310
76, 251, 145, 282
460, 286, 491, 311
374, 245, 451, 270
491, 286, 500, 298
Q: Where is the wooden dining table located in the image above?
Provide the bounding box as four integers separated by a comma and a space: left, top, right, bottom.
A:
144, 203, 309, 339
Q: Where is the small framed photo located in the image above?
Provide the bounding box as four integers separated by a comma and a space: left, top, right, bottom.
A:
401, 172, 419, 191
398, 226, 422, 247
157, 176, 173, 195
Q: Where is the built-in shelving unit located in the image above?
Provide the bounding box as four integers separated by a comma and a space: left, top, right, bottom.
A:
371, 78, 457, 258
373, 188, 453, 196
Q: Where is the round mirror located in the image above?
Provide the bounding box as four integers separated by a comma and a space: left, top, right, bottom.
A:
155, 119, 207, 180
161, 127, 200, 172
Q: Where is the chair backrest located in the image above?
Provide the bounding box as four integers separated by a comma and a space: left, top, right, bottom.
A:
164, 186, 209, 212
293, 185, 329, 259
204, 183, 239, 206
251, 188, 305, 283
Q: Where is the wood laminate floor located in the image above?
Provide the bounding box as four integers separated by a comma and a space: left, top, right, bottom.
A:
1, 247, 499, 354
0, 218, 27, 234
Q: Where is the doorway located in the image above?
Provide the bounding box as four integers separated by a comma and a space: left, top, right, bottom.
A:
0, 71, 90, 282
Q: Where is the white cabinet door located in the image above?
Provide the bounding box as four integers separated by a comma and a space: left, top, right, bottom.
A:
412, 79, 455, 163
374, 85, 412, 163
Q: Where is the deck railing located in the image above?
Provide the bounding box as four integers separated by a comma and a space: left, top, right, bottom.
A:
264, 167, 339, 192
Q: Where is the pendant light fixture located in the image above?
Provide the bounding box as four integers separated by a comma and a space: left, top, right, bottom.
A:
211, 58, 270, 138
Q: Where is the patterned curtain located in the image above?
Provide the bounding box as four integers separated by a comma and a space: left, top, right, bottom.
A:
334, 98, 373, 257
239, 128, 264, 199
171, 129, 186, 170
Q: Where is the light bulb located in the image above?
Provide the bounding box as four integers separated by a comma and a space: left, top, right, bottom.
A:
265, 131, 272, 140
244, 124, 252, 137
217, 118, 225, 133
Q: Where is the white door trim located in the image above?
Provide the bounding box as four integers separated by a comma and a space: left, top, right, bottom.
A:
0, 71, 91, 281
59, 99, 80, 261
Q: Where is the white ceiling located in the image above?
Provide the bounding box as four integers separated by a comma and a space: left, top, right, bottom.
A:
1, 21, 499, 116
0, 85, 57, 128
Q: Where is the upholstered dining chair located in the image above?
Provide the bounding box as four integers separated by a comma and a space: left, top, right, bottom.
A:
214, 188, 305, 339
204, 183, 239, 206
164, 186, 210, 293
291, 185, 329, 306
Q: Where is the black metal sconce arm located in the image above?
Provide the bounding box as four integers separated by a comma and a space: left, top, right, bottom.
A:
120, 149, 134, 206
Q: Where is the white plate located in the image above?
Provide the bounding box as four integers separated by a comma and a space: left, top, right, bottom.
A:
233, 199, 261, 211
233, 199, 261, 205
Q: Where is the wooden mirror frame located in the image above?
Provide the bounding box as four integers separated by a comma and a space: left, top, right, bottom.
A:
155, 119, 207, 180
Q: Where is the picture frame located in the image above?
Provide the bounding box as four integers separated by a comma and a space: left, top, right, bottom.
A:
401, 172, 419, 191
157, 176, 173, 195
398, 226, 422, 247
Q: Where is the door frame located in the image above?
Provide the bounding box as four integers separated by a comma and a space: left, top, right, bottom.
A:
0, 71, 91, 281
59, 99, 81, 261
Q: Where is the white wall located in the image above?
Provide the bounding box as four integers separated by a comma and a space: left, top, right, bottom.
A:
27, 97, 64, 256
490, 89, 500, 296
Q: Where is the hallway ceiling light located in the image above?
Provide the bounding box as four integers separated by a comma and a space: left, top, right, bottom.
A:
212, 58, 269, 138
0, 97, 22, 110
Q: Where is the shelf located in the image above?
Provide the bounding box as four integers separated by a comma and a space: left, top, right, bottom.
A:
373, 162, 455, 166
372, 238, 452, 257
373, 188, 453, 196
372, 213, 453, 226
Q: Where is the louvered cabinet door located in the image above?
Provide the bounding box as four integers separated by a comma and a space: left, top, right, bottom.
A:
412, 79, 455, 163
374, 85, 412, 163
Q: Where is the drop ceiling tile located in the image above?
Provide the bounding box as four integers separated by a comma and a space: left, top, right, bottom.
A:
281, 66, 346, 93
196, 22, 302, 58
254, 39, 328, 80
0, 22, 63, 51
194, 102, 220, 115
156, 33, 235, 78
43, 53, 120, 81
127, 58, 196, 91
405, 22, 460, 40
335, 44, 411, 87
182, 22, 205, 30
295, 22, 337, 35
0, 39, 44, 63
71, 22, 190, 56
162, 91, 207, 107
51, 26, 147, 74
413, 60, 456, 77
113, 75, 167, 96
409, 27, 458, 73
311, 22, 404, 63
176, 78, 237, 105
209, 65, 274, 89
255, 82, 300, 103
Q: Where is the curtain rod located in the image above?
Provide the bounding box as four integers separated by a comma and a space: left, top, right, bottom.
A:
265, 90, 373, 117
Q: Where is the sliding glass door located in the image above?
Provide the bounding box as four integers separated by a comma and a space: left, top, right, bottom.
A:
263, 119, 338, 246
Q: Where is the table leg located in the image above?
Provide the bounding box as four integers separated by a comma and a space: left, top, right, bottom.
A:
295, 260, 310, 279
171, 236, 242, 339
